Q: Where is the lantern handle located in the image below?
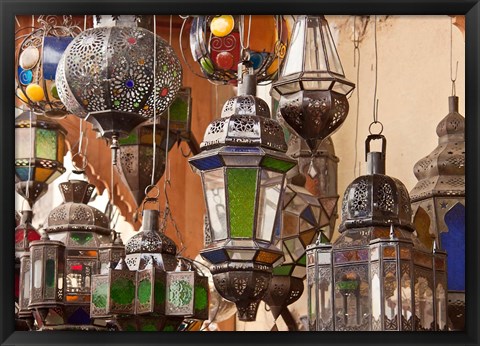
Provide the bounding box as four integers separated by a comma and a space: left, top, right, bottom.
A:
70, 151, 88, 171
364, 133, 386, 161
144, 184, 160, 199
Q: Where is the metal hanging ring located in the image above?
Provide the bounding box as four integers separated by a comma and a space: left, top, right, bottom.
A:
368, 121, 384, 135
144, 184, 160, 199
71, 151, 88, 171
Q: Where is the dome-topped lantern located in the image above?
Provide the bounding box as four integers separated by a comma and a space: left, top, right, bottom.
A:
189, 63, 296, 322
410, 95, 465, 331
306, 135, 448, 331
271, 15, 355, 151
55, 15, 182, 164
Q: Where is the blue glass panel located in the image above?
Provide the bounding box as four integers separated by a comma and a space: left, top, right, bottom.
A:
201, 249, 228, 264
442, 203, 465, 291
67, 307, 91, 325
301, 206, 316, 226
43, 36, 73, 80
190, 155, 223, 171
16, 167, 33, 181
223, 147, 262, 154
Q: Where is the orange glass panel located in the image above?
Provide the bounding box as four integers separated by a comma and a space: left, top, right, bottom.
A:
383, 247, 396, 258
34, 167, 53, 183
255, 251, 282, 264
57, 133, 65, 163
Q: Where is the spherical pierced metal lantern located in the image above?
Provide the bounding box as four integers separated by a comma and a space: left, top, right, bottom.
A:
15, 111, 67, 207
410, 95, 465, 331
306, 135, 448, 331
15, 15, 82, 118
189, 15, 289, 84
55, 15, 182, 162
189, 66, 296, 321
271, 15, 355, 151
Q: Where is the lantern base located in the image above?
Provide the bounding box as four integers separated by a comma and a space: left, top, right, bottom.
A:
86, 110, 149, 140
15, 181, 48, 207
262, 275, 305, 320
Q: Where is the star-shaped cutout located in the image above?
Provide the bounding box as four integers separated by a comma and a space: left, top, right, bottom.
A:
440, 201, 448, 209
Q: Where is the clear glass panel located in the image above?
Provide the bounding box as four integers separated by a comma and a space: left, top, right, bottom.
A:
436, 283, 447, 330
203, 168, 228, 241
226, 250, 256, 261
15, 128, 34, 159
321, 19, 344, 75
285, 238, 305, 261
227, 168, 258, 238
35, 128, 57, 160
308, 266, 317, 329
304, 17, 327, 72
292, 265, 305, 278
23, 269, 30, 299
401, 270, 413, 327
384, 263, 398, 328
318, 273, 332, 324
281, 15, 306, 76
256, 170, 283, 241
371, 269, 381, 323
414, 273, 434, 330
33, 259, 42, 289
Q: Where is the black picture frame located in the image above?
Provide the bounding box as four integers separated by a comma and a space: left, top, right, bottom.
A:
1, 1, 478, 345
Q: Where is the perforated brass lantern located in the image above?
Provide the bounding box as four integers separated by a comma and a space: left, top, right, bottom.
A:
189, 15, 288, 84
15, 110, 67, 207
306, 135, 447, 331
189, 66, 296, 321
15, 15, 81, 118
271, 15, 355, 151
410, 95, 465, 330
55, 15, 182, 163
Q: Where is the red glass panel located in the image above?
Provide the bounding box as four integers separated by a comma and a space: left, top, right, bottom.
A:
71, 264, 83, 271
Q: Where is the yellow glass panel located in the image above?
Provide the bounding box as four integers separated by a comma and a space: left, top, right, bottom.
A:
66, 295, 79, 302
34, 167, 53, 183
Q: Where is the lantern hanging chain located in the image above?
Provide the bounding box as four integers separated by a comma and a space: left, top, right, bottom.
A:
25, 108, 34, 201
369, 15, 383, 135
150, 14, 158, 187
353, 15, 361, 178
450, 17, 459, 96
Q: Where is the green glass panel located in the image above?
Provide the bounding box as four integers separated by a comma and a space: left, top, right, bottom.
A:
141, 324, 157, 331
92, 283, 108, 308
70, 232, 93, 245
154, 280, 166, 304
45, 259, 55, 288
138, 279, 152, 305
169, 98, 188, 122
118, 133, 139, 145
163, 325, 175, 331
273, 265, 293, 276
110, 277, 135, 305
227, 168, 257, 238
168, 280, 193, 307
125, 324, 136, 331
261, 156, 296, 173
194, 285, 208, 311
35, 128, 57, 160
298, 253, 307, 266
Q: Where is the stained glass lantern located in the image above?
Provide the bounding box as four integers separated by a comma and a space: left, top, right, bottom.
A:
189, 15, 289, 84
117, 88, 192, 208
271, 15, 355, 151
40, 175, 112, 326
15, 16, 81, 118
410, 95, 465, 330
15, 110, 67, 207
189, 65, 296, 321
306, 134, 448, 331
98, 232, 125, 274
55, 15, 183, 164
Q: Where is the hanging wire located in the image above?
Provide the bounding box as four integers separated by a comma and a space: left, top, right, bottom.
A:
450, 17, 459, 96
15, 16, 21, 27
369, 15, 383, 135
353, 16, 361, 178
239, 15, 252, 60
150, 14, 158, 187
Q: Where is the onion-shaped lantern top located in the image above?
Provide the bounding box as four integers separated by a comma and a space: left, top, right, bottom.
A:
340, 135, 413, 233
56, 21, 182, 142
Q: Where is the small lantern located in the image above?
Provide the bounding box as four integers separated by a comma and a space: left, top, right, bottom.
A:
15, 110, 67, 206
15, 16, 81, 118
98, 232, 125, 274
271, 15, 355, 151
410, 95, 465, 330
189, 16, 289, 84
55, 15, 182, 163
306, 134, 448, 331
189, 64, 296, 321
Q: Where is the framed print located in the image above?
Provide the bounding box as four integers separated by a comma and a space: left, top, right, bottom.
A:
0, 0, 479, 345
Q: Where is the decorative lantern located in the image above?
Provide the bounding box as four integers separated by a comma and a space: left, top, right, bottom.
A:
98, 231, 125, 274
15, 15, 81, 118
55, 15, 182, 164
306, 135, 448, 331
188, 15, 289, 84
15, 110, 67, 207
271, 15, 355, 151
40, 174, 112, 326
90, 209, 209, 331
189, 64, 296, 321
410, 95, 465, 330
117, 88, 192, 207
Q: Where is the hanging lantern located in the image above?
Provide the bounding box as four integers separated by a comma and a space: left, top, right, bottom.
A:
15, 110, 67, 207
55, 15, 183, 164
188, 15, 289, 84
271, 15, 355, 151
410, 95, 465, 330
117, 88, 192, 208
189, 64, 296, 321
306, 135, 448, 331
15, 16, 81, 118
90, 209, 209, 331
